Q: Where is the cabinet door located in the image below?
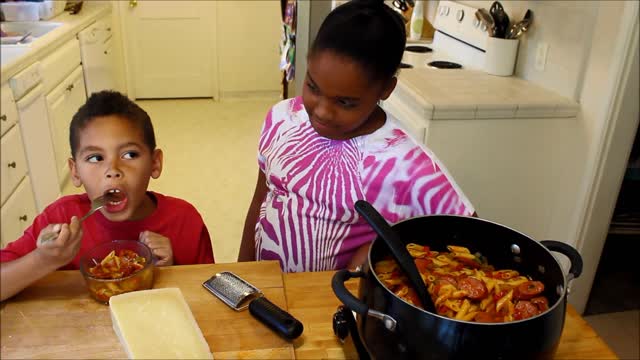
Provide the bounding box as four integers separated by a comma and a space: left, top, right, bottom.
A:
46, 66, 87, 187
1, 125, 28, 205
1, 177, 37, 248
1, 82, 19, 137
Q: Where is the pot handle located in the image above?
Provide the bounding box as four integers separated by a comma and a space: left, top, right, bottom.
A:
540, 240, 583, 282
332, 269, 368, 315
332, 269, 398, 332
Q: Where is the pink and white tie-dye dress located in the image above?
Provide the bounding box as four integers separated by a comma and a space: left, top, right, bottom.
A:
255, 97, 474, 272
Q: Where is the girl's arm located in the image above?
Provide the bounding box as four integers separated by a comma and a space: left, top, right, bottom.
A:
238, 170, 268, 262
1, 218, 82, 301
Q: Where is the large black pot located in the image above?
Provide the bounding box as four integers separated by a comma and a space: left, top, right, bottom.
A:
332, 215, 582, 359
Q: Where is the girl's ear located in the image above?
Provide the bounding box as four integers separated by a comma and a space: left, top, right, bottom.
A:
380, 76, 398, 101
151, 148, 163, 179
69, 158, 83, 187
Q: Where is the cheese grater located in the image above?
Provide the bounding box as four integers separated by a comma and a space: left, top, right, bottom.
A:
202, 271, 261, 311
202, 271, 304, 340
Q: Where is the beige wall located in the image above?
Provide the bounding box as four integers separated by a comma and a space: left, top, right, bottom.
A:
216, 1, 282, 97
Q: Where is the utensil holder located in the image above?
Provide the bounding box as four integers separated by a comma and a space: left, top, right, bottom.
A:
484, 37, 519, 76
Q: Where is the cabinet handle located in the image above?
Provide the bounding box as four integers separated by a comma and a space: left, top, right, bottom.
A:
104, 50, 108, 55
0, 114, 6, 121
129, 0, 137, 8
19, 215, 28, 222
7, 161, 16, 168
66, 84, 74, 92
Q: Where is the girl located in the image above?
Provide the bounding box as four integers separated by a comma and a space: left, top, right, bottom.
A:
239, 0, 474, 272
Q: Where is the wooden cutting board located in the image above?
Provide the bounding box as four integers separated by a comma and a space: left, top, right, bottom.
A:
0, 261, 294, 359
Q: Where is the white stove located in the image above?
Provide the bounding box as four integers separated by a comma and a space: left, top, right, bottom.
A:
383, 1, 584, 245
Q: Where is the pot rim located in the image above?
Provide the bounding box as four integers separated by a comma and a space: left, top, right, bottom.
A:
365, 214, 569, 325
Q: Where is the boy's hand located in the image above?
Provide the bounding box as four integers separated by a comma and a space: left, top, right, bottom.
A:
139, 231, 173, 266
35, 216, 83, 268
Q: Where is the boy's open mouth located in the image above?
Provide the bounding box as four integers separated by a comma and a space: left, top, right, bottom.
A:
103, 188, 128, 213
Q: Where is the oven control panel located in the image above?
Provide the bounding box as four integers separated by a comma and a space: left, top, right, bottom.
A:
434, 0, 488, 51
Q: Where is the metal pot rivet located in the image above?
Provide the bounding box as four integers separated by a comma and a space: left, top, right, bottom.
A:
556, 285, 564, 296
513, 256, 522, 263
510, 244, 521, 254
538, 265, 546, 274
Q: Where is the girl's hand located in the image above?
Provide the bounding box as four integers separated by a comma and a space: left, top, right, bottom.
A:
35, 216, 83, 268
139, 231, 174, 266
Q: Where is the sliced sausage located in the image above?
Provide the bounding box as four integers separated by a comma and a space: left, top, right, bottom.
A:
458, 277, 488, 300
514, 300, 539, 320
516, 281, 545, 300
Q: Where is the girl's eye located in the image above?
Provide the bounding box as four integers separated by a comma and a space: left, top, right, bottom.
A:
122, 151, 139, 160
338, 99, 356, 108
86, 154, 103, 163
306, 81, 319, 94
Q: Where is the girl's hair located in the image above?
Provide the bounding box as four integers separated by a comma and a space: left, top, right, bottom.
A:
310, 0, 406, 83
69, 90, 156, 157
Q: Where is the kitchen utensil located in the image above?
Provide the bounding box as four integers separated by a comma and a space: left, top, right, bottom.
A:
476, 8, 496, 37
16, 32, 32, 45
489, 1, 509, 38
353, 200, 435, 313
203, 271, 304, 340
332, 215, 582, 359
40, 191, 124, 243
507, 9, 533, 39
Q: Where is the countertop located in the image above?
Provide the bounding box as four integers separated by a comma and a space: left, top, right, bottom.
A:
1, 2, 110, 82
1, 261, 618, 359
397, 48, 580, 120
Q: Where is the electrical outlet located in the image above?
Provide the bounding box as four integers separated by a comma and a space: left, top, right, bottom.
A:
535, 42, 549, 72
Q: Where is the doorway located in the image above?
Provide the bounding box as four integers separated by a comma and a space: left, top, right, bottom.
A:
584, 124, 640, 315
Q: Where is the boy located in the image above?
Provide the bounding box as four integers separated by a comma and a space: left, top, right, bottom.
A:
1, 91, 214, 301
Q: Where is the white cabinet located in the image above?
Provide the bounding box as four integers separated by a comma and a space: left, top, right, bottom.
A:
1, 177, 37, 248
45, 66, 87, 186
1, 81, 37, 248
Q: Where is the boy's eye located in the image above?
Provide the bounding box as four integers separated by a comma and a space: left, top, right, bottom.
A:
86, 154, 103, 163
122, 151, 139, 160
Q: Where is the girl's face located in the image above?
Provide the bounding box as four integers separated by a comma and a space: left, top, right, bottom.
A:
303, 50, 396, 140
69, 115, 163, 222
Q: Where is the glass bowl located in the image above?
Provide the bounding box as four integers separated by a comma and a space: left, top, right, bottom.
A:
79, 240, 155, 304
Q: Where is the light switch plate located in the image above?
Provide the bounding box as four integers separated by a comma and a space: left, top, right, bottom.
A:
535, 42, 549, 72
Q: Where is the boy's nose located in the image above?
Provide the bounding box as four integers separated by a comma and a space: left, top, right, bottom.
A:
105, 163, 123, 178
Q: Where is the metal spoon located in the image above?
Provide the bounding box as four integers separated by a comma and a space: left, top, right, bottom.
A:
507, 10, 533, 39
16, 32, 32, 45
40, 191, 124, 243
354, 200, 436, 313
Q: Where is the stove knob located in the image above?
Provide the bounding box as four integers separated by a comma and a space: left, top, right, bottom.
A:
456, 9, 464, 22
481, 23, 488, 32
445, 6, 450, 16
473, 18, 480, 28
439, 6, 445, 16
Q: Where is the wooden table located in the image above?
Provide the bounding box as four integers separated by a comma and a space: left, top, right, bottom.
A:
1, 262, 618, 359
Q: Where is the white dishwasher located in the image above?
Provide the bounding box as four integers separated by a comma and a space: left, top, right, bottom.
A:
78, 17, 116, 96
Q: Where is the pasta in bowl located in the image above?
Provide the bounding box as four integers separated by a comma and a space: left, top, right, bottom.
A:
80, 240, 155, 303
374, 244, 549, 323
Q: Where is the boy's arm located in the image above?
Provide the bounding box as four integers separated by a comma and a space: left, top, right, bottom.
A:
238, 170, 268, 262
1, 219, 82, 301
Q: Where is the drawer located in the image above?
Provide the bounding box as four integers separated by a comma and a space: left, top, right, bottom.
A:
1, 176, 37, 248
40, 38, 82, 94
1, 82, 19, 136
1, 125, 28, 205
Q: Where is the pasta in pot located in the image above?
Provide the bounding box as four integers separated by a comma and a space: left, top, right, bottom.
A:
374, 244, 549, 323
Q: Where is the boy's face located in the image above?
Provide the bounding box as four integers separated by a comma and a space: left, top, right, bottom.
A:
302, 50, 396, 140
69, 115, 163, 222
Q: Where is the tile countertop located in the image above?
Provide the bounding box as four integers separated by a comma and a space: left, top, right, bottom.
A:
0, 2, 110, 82
393, 67, 580, 120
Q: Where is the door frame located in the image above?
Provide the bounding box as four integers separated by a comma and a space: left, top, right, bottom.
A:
570, 1, 639, 313
115, 1, 219, 100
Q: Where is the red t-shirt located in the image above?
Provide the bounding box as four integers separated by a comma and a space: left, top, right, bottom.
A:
0, 192, 214, 269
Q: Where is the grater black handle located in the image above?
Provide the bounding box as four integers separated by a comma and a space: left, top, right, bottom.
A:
248, 296, 304, 340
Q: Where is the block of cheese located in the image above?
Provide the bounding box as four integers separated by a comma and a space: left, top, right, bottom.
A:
109, 288, 213, 359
